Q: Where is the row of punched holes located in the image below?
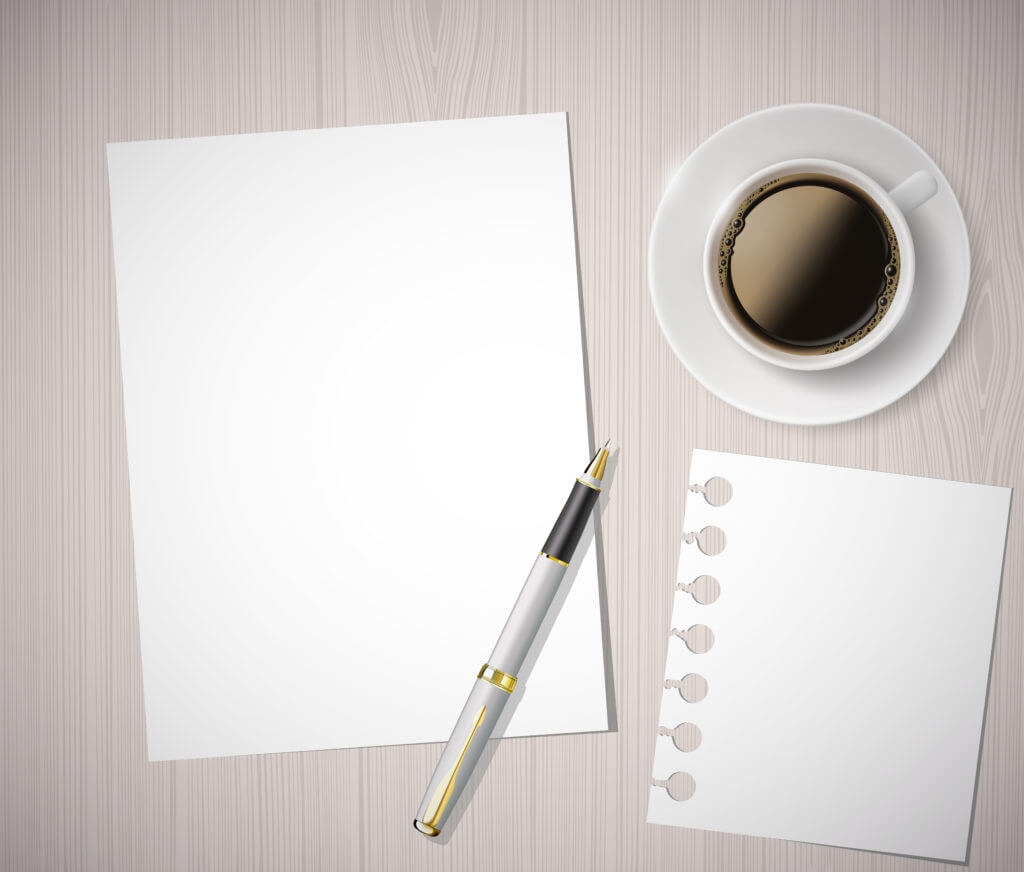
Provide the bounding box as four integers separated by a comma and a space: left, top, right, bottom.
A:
652, 477, 731, 804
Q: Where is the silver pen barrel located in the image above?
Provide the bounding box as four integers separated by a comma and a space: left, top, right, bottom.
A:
414, 440, 611, 837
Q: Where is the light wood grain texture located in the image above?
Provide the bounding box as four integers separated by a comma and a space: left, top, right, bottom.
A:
2, 0, 1022, 869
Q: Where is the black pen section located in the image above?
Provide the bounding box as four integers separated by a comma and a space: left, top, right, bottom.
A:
541, 480, 600, 564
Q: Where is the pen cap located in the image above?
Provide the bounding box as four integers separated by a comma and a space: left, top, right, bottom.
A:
414, 677, 513, 836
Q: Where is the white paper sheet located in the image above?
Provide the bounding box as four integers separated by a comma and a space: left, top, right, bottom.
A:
108, 113, 610, 761
648, 449, 1010, 862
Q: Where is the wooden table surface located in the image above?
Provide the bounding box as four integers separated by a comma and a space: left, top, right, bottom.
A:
2, 1, 1022, 869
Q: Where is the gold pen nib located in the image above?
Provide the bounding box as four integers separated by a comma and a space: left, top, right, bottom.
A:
584, 438, 613, 481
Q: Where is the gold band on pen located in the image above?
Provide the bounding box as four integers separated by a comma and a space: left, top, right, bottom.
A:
540, 551, 569, 567
478, 663, 517, 693
576, 476, 602, 492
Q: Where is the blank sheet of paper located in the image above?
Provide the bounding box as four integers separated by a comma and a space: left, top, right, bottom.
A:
108, 112, 609, 760
648, 450, 1010, 862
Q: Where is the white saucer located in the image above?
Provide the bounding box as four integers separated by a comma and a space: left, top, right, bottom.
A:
649, 104, 970, 425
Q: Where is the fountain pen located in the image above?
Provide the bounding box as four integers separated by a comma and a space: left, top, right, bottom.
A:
414, 439, 612, 838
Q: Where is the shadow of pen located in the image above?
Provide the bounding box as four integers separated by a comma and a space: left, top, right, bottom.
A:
429, 447, 620, 843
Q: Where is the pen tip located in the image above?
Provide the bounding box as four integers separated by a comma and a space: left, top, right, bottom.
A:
584, 439, 613, 480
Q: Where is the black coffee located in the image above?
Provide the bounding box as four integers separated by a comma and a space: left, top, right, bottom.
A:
716, 173, 900, 354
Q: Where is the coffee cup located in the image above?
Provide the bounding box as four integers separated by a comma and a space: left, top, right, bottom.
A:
703, 158, 937, 371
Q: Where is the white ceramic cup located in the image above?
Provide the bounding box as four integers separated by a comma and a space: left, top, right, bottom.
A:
703, 158, 938, 371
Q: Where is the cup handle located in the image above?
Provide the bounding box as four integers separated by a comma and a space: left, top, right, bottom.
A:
888, 170, 938, 214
